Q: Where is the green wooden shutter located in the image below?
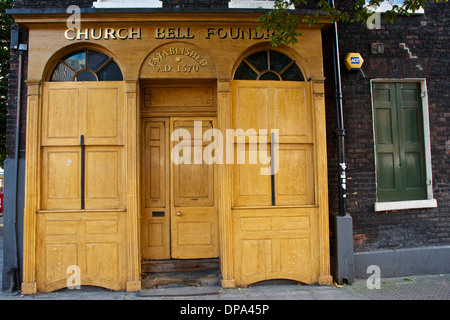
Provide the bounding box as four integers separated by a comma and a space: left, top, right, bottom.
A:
373, 82, 427, 202
373, 83, 401, 201
396, 82, 427, 200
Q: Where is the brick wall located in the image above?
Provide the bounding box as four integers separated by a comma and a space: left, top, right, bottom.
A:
6, 25, 27, 159
13, 0, 93, 8
329, 0, 450, 251
12, 0, 230, 9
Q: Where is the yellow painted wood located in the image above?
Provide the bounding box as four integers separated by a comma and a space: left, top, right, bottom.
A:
41, 82, 124, 146
22, 81, 40, 294
18, 11, 332, 293
35, 81, 132, 292
140, 118, 170, 260
141, 117, 219, 260
232, 208, 319, 285
230, 79, 330, 286
141, 80, 217, 117
125, 80, 141, 292
36, 211, 127, 292
170, 117, 219, 259
217, 80, 235, 288
312, 79, 333, 286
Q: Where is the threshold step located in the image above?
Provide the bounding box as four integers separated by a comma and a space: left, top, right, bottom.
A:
138, 285, 223, 297
142, 258, 219, 273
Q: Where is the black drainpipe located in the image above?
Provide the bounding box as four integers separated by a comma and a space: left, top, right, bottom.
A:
9, 47, 23, 291
328, 0, 347, 216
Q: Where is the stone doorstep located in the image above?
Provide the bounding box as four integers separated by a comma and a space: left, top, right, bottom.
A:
141, 269, 222, 289
138, 285, 223, 297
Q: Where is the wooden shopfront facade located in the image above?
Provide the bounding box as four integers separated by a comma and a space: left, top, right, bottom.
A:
11, 9, 332, 293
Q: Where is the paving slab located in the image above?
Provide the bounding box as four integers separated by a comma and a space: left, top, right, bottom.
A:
343, 274, 450, 300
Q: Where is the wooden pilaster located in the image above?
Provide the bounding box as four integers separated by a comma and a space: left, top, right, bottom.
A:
312, 78, 333, 286
21, 80, 41, 294
125, 80, 141, 292
217, 79, 235, 288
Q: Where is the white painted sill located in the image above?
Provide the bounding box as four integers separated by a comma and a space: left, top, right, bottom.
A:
374, 199, 437, 212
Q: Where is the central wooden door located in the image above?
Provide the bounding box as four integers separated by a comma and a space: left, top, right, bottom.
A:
141, 117, 218, 260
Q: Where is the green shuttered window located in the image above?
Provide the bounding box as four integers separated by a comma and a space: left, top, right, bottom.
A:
373, 82, 427, 202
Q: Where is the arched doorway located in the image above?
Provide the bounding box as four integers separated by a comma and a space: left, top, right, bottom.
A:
35, 48, 129, 292
229, 48, 331, 286
139, 43, 219, 271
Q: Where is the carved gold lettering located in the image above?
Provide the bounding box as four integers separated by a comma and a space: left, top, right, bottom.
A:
91, 28, 103, 40
241, 28, 251, 39
155, 27, 165, 39
76, 28, 89, 40
185, 28, 195, 39
167, 28, 176, 39
65, 29, 76, 40
217, 28, 227, 39
200, 27, 272, 40
230, 28, 240, 40
154, 27, 195, 39
128, 28, 142, 39
253, 28, 265, 40
116, 28, 128, 40
64, 27, 142, 41
104, 28, 116, 40
148, 47, 208, 69
205, 28, 215, 39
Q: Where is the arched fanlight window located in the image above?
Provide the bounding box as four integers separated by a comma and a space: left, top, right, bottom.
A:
50, 49, 123, 81
234, 50, 304, 81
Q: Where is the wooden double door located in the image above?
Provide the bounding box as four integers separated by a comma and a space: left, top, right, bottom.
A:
140, 117, 218, 260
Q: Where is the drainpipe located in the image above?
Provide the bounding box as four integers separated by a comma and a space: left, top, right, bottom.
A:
328, 0, 354, 284
328, 0, 347, 217
9, 48, 23, 291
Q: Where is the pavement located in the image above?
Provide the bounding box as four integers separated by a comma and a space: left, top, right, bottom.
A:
1, 215, 449, 305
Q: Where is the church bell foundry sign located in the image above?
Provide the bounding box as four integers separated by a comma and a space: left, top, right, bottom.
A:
64, 26, 275, 77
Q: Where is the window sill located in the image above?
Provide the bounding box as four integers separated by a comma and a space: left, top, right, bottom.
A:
374, 199, 437, 212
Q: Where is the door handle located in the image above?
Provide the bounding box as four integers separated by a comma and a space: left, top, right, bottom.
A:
177, 211, 182, 216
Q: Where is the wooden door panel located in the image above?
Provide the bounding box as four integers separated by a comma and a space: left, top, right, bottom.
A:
232, 208, 318, 286
143, 120, 167, 208
85, 87, 124, 145
41, 147, 81, 210
36, 212, 126, 292
230, 80, 320, 286
171, 118, 218, 259
141, 118, 170, 260
275, 144, 314, 205
274, 85, 313, 144
232, 85, 270, 133
233, 144, 272, 207
42, 86, 81, 146
173, 119, 214, 207
42, 82, 125, 146
85, 146, 124, 209
175, 161, 214, 207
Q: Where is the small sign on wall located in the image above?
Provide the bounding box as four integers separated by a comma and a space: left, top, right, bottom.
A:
344, 52, 364, 72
